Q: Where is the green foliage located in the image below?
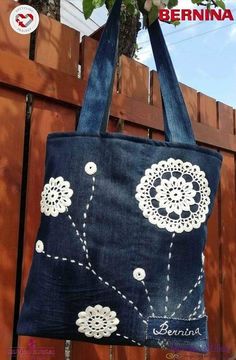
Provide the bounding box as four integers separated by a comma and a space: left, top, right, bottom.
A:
215, 0, 226, 10
167, 0, 178, 9
83, 0, 105, 19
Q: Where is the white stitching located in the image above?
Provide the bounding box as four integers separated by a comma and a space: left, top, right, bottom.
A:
39, 250, 147, 325
116, 333, 141, 346
141, 280, 155, 316
171, 269, 204, 317
165, 234, 174, 314
189, 300, 202, 319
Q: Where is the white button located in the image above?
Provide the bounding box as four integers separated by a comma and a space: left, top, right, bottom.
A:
85, 162, 97, 175
133, 268, 146, 281
35, 240, 44, 253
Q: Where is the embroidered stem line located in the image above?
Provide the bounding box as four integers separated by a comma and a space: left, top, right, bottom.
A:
170, 268, 204, 317
82, 176, 96, 241
188, 299, 202, 319
141, 280, 155, 317
197, 308, 206, 319
40, 250, 147, 325
116, 333, 141, 346
65, 177, 148, 325
165, 233, 175, 314
67, 176, 96, 268
67, 214, 92, 267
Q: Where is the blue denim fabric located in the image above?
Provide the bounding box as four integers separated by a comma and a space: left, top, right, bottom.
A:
17, 0, 222, 354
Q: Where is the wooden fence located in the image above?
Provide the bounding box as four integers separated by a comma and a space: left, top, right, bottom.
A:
0, 1, 235, 359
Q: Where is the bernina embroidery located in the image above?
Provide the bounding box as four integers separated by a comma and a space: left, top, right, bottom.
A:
135, 158, 211, 233
153, 320, 202, 337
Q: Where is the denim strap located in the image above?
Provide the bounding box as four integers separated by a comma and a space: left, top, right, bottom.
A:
77, 1, 196, 145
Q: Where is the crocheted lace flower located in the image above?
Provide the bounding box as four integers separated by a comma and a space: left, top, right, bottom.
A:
76, 305, 119, 339
135, 158, 211, 233
155, 176, 196, 215
40, 176, 73, 217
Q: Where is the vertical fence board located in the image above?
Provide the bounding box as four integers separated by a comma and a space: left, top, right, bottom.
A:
150, 70, 163, 141
72, 343, 110, 360
218, 103, 236, 360
198, 93, 221, 360
0, 87, 26, 360
0, 0, 30, 57
0, 2, 30, 357
18, 14, 79, 359
35, 15, 80, 75
80, 37, 98, 81
119, 56, 149, 101
180, 83, 198, 123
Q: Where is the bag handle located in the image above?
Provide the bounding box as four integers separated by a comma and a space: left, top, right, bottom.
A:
77, 0, 196, 145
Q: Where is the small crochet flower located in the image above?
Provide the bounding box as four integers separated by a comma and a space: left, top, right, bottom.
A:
155, 176, 196, 215
40, 176, 73, 217
144, 0, 169, 12
76, 305, 119, 339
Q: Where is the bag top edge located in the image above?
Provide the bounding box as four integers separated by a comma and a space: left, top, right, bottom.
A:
47, 132, 223, 161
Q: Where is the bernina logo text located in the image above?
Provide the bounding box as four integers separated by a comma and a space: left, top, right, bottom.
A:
159, 9, 234, 21
153, 321, 202, 337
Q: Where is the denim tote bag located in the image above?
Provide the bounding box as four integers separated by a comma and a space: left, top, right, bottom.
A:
17, 0, 222, 353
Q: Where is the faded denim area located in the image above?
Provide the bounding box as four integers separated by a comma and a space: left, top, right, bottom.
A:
17, 133, 222, 353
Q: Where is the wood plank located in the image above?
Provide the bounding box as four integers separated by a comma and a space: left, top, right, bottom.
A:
119, 56, 149, 101
1, 51, 236, 152
19, 10, 81, 356
198, 93, 217, 127
180, 83, 198, 123
0, 0, 30, 57
112, 345, 145, 360
0, 87, 25, 360
218, 103, 236, 359
18, 99, 76, 359
150, 70, 162, 109
35, 14, 80, 75
199, 93, 221, 360
150, 70, 163, 140
80, 36, 98, 80
72, 343, 110, 360
218, 102, 234, 134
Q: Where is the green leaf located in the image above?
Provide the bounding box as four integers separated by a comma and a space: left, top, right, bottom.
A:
93, 0, 106, 7
171, 20, 181, 26
215, 0, 226, 9
148, 5, 158, 25
83, 0, 95, 19
83, 0, 105, 19
167, 0, 178, 9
